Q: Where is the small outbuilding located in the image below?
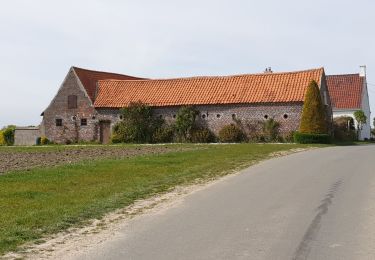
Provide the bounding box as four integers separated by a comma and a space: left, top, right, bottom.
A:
14, 127, 41, 146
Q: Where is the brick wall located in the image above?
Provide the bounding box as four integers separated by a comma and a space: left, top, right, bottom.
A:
42, 69, 98, 144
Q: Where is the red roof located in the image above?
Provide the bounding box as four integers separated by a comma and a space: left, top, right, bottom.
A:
94, 68, 324, 108
73, 67, 145, 102
326, 74, 363, 110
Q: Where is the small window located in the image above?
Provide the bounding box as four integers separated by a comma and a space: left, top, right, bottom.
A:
201, 114, 206, 119
173, 114, 177, 119
68, 95, 77, 109
119, 115, 123, 120
216, 114, 221, 118
159, 115, 163, 119
264, 115, 269, 119
92, 115, 96, 120
232, 114, 237, 119
283, 114, 288, 119
56, 119, 62, 127
81, 118, 87, 126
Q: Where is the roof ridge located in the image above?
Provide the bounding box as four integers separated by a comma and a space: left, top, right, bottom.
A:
97, 67, 324, 83
327, 73, 360, 77
72, 66, 145, 78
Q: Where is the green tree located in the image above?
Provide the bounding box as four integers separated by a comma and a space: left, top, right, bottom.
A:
353, 110, 367, 138
299, 80, 327, 134
113, 102, 162, 143
0, 131, 5, 145
175, 106, 199, 142
1, 125, 16, 146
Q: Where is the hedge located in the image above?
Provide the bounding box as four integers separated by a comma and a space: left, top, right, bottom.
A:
293, 132, 331, 144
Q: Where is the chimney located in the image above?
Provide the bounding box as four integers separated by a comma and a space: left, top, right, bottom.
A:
360, 65, 366, 77
264, 67, 273, 74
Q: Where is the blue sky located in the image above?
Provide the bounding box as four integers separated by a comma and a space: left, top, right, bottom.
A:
0, 0, 374, 128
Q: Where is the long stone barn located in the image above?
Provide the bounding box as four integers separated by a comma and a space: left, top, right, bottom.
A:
41, 67, 333, 144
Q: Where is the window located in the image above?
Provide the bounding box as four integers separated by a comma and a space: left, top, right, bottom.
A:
119, 115, 123, 120
159, 115, 163, 119
68, 95, 77, 109
173, 114, 177, 119
283, 114, 288, 119
216, 114, 221, 118
264, 115, 269, 119
56, 119, 62, 127
232, 114, 237, 119
201, 114, 207, 119
81, 118, 87, 126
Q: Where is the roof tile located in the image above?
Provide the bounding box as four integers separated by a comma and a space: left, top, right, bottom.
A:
94, 68, 324, 108
326, 74, 363, 109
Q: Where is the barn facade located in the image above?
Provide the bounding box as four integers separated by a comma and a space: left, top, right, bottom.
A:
41, 67, 332, 144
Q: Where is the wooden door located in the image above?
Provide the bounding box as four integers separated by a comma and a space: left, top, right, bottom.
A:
99, 121, 111, 144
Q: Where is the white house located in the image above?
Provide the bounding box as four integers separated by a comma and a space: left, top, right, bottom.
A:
327, 66, 371, 140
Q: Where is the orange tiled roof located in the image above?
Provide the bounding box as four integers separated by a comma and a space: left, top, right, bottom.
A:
326, 74, 363, 110
94, 68, 324, 108
72, 67, 145, 102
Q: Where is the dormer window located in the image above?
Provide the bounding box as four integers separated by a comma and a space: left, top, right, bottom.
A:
68, 95, 77, 109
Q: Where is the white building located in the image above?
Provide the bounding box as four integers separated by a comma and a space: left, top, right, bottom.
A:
327, 66, 371, 140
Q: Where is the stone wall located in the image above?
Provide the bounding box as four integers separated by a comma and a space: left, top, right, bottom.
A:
42, 69, 98, 144
97, 102, 304, 138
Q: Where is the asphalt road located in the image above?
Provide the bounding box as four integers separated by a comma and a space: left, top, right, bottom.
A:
71, 145, 375, 260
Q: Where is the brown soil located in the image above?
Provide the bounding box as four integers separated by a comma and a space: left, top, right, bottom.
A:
0, 145, 191, 174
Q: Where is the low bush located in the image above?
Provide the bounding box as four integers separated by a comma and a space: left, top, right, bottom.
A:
152, 126, 175, 143
2, 125, 16, 146
293, 132, 331, 144
110, 134, 122, 144
333, 116, 356, 141
113, 102, 163, 143
282, 131, 296, 143
190, 128, 216, 143
218, 124, 245, 143
40, 136, 50, 145
262, 118, 280, 142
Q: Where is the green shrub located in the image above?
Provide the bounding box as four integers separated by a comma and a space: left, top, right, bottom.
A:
218, 124, 245, 143
333, 116, 356, 141
262, 118, 280, 142
293, 132, 331, 144
282, 131, 296, 143
299, 81, 327, 134
152, 126, 175, 143
175, 106, 199, 142
110, 134, 122, 144
40, 136, 50, 145
113, 102, 163, 143
2, 125, 16, 146
191, 128, 216, 143
243, 120, 263, 142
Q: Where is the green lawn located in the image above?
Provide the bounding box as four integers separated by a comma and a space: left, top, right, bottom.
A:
0, 143, 321, 255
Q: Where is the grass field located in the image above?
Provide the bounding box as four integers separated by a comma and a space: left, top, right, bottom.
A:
0, 143, 322, 255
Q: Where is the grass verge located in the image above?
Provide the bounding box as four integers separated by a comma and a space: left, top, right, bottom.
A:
0, 143, 320, 255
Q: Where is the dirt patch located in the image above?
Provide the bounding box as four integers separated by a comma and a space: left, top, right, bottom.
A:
0, 145, 194, 174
